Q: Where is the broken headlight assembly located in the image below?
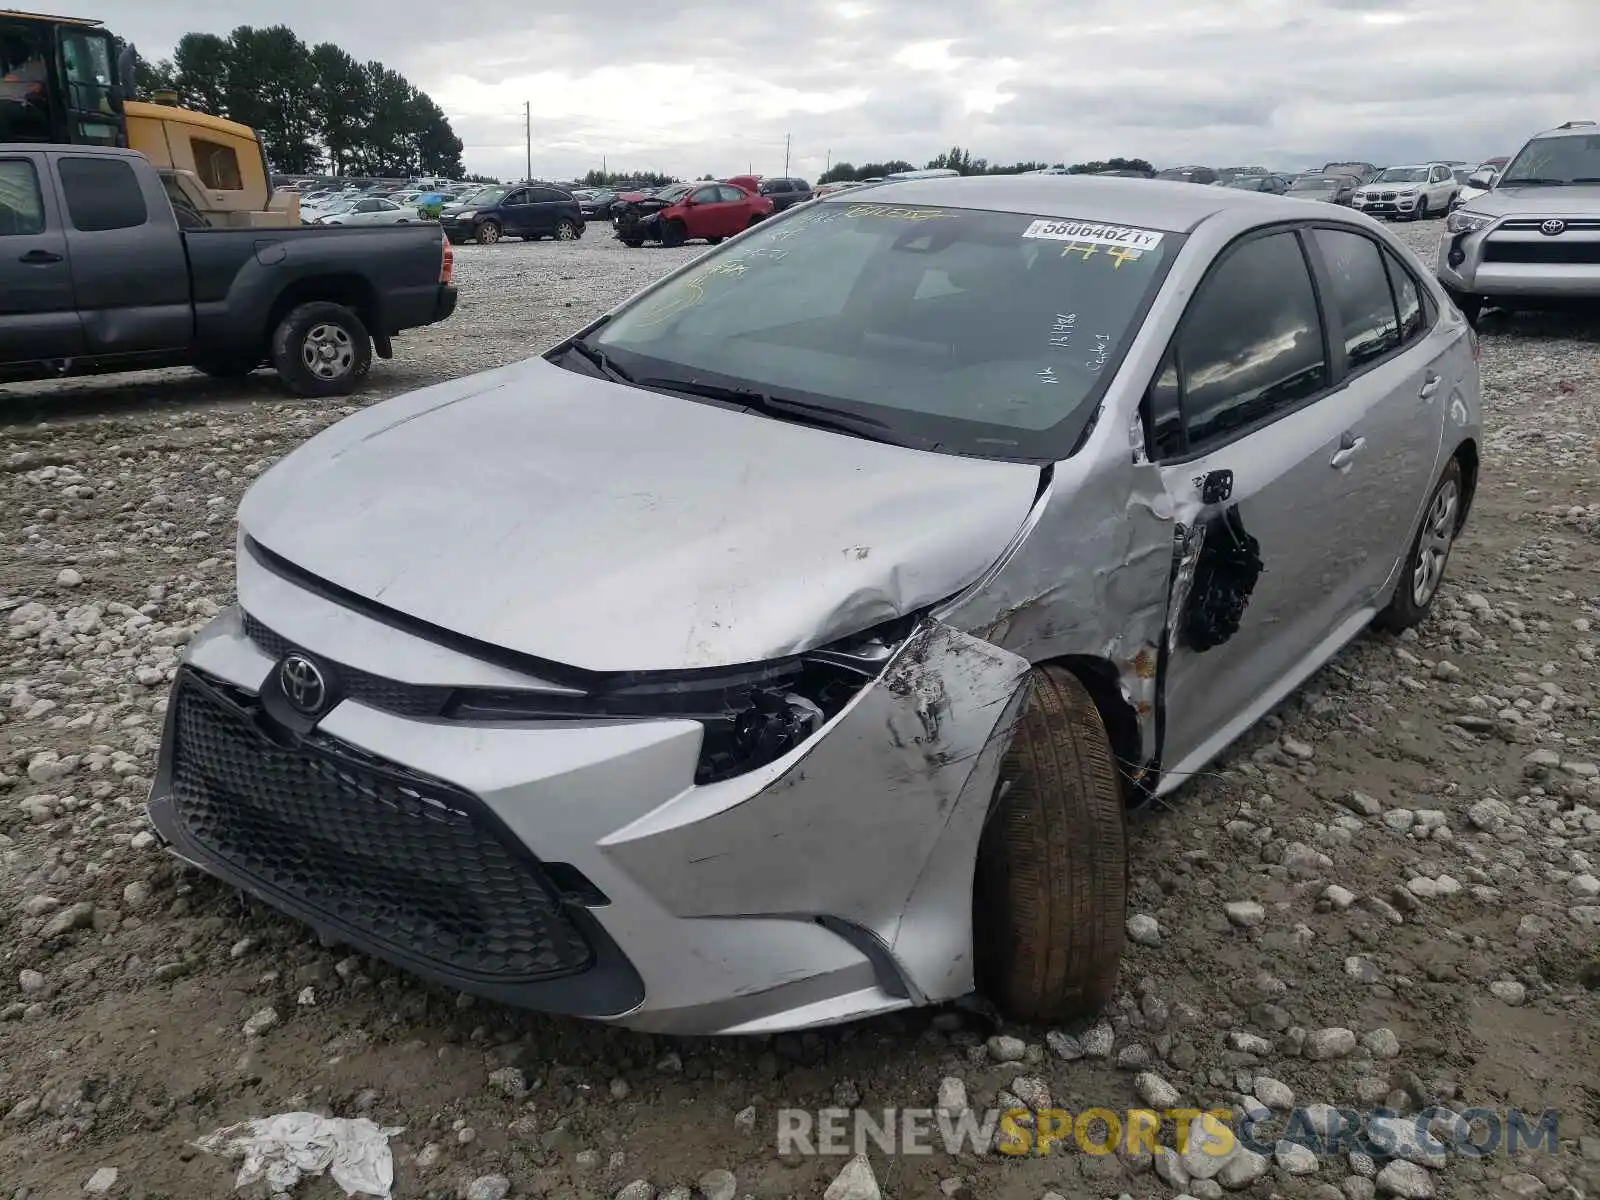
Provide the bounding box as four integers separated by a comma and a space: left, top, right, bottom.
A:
446, 615, 921, 784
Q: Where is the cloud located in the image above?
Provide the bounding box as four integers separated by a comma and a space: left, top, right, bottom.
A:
91, 0, 1600, 180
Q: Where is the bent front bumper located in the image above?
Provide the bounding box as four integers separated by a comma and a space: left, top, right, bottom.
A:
145, 597, 1030, 1034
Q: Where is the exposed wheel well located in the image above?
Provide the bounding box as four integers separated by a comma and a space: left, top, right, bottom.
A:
264, 276, 379, 354
1452, 437, 1479, 531
1036, 655, 1144, 804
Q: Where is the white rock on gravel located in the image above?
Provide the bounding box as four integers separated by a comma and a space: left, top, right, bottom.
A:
697, 1169, 737, 1200
463, 1176, 510, 1200
1217, 1147, 1269, 1189
1275, 1141, 1319, 1175
1134, 1071, 1180, 1108
83, 1167, 118, 1194
824, 1153, 882, 1200
1225, 900, 1265, 927
241, 1007, 279, 1037
1126, 913, 1162, 946
1488, 979, 1527, 1005
1303, 1028, 1358, 1060
1375, 1160, 1433, 1198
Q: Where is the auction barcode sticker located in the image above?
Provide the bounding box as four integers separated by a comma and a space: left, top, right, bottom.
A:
1021, 219, 1163, 251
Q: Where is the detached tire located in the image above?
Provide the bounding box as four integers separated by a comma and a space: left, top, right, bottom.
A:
1375, 458, 1463, 633
270, 301, 372, 398
974, 665, 1127, 1022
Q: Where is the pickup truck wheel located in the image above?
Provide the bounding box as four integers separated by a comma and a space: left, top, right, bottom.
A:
475, 220, 502, 245
271, 302, 372, 398
973, 664, 1127, 1022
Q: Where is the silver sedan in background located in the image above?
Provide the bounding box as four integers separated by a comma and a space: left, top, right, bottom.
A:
317, 197, 421, 226
146, 176, 1480, 1035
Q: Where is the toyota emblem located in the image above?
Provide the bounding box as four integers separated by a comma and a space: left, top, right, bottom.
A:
278, 653, 328, 716
1540, 219, 1566, 236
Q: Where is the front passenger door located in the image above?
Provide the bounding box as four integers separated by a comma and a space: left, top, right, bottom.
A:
499, 189, 531, 236
1152, 228, 1372, 779
716, 185, 752, 235
683, 185, 723, 239
0, 153, 85, 364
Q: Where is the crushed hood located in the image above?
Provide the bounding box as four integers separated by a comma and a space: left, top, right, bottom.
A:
239, 359, 1042, 674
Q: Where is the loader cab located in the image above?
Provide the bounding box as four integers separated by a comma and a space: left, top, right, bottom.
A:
0, 11, 125, 146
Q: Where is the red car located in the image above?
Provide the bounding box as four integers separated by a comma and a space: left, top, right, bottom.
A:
613, 181, 774, 248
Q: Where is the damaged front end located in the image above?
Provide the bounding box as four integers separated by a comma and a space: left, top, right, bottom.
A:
452, 615, 922, 785
613, 198, 671, 244
599, 617, 1034, 1021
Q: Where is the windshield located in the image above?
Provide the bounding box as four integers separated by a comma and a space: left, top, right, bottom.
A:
1500, 134, 1600, 185
651, 183, 691, 201
320, 199, 354, 215
462, 187, 507, 205
1224, 176, 1265, 189
1375, 167, 1429, 183
588, 203, 1178, 461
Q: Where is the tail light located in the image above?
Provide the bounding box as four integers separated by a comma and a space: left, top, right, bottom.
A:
439, 234, 454, 284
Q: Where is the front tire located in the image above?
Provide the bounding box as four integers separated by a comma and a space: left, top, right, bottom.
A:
974, 665, 1127, 1022
475, 220, 502, 245
660, 220, 686, 248
270, 301, 372, 398
1445, 287, 1483, 325
1413, 196, 1429, 221
1376, 458, 1463, 632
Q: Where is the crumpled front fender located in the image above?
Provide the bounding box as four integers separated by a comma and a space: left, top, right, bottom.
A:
598, 620, 1032, 1004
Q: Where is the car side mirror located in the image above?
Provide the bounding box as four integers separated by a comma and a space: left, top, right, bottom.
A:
1467, 172, 1493, 188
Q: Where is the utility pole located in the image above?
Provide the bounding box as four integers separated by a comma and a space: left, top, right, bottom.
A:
783, 132, 790, 177
523, 101, 532, 181
825, 148, 830, 173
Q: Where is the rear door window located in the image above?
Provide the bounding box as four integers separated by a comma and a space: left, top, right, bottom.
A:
1310, 228, 1400, 370
57, 156, 147, 231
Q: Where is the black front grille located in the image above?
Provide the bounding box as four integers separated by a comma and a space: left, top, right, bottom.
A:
242, 611, 453, 717
168, 671, 595, 982
1482, 240, 1600, 264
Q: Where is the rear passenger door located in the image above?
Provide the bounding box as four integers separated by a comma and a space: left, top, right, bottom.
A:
1302, 226, 1454, 609
0, 152, 85, 364
1148, 226, 1375, 778
52, 153, 191, 355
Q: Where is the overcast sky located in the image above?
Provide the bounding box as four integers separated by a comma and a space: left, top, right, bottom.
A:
95, 0, 1598, 181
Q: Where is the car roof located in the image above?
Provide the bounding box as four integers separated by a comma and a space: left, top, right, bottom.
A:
817, 173, 1307, 233
1531, 121, 1597, 138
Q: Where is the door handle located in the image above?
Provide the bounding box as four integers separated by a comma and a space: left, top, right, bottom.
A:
1330, 435, 1366, 469
18, 249, 62, 264
1419, 374, 1441, 400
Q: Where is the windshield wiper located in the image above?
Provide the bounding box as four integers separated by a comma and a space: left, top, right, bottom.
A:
635, 376, 895, 438
562, 337, 632, 383
1497, 177, 1568, 186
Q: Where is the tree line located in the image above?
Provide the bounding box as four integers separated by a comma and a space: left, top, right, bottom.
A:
818, 148, 1155, 184
134, 26, 463, 178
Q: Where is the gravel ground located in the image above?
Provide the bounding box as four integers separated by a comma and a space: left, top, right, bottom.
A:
1, 221, 1598, 1200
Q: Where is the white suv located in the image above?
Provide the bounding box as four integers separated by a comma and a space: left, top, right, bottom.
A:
1353, 163, 1458, 220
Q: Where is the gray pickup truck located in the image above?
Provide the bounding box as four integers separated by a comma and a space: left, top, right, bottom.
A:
0, 145, 458, 396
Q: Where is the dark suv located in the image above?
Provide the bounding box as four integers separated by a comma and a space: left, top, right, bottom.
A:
439, 184, 585, 245
757, 177, 813, 212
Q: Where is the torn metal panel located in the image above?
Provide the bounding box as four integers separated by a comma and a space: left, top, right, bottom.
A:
598, 621, 1031, 1001
935, 452, 1178, 765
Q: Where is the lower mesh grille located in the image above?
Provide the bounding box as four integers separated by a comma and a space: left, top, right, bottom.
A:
167, 671, 594, 981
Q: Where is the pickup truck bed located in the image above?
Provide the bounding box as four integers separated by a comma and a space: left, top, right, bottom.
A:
1, 145, 458, 395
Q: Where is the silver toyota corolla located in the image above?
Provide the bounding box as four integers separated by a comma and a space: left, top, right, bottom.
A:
146, 176, 1481, 1035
